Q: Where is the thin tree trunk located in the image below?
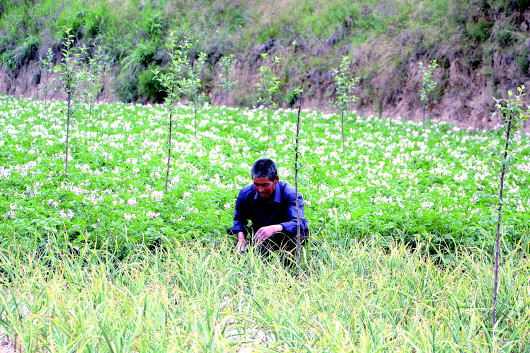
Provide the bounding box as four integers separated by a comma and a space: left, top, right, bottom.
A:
294, 94, 303, 272
492, 114, 513, 327
194, 104, 198, 138
165, 112, 173, 194
267, 107, 271, 144
65, 95, 72, 177
341, 111, 345, 152
43, 72, 49, 112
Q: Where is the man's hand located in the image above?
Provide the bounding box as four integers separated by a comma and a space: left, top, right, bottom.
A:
236, 232, 247, 253
253, 225, 282, 244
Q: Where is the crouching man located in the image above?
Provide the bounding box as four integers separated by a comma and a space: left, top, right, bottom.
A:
227, 158, 309, 261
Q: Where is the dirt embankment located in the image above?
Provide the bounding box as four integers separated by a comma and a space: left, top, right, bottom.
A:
1, 20, 530, 134
220, 27, 530, 133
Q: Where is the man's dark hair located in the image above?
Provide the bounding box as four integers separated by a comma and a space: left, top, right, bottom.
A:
251, 158, 277, 180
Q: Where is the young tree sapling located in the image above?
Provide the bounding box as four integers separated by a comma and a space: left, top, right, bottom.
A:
491, 86, 530, 329
153, 33, 188, 193
329, 56, 359, 152
52, 28, 91, 177
218, 54, 237, 92
180, 51, 207, 137
38, 48, 55, 112
418, 59, 439, 125
256, 53, 281, 143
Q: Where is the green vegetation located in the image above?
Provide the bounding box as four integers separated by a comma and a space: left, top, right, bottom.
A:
418, 59, 439, 124
0, 236, 528, 351
0, 94, 529, 350
181, 50, 207, 137
217, 54, 237, 93
1, 0, 529, 107
1, 97, 529, 251
52, 28, 90, 177
330, 55, 359, 152
256, 53, 281, 142
153, 34, 207, 193
38, 47, 55, 110
1, 0, 530, 349
491, 86, 530, 327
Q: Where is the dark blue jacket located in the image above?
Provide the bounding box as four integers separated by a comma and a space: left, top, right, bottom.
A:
227, 181, 309, 239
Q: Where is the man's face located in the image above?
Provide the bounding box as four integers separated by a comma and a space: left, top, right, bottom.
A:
253, 176, 278, 199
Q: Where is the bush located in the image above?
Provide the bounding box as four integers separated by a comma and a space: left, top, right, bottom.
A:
13, 35, 40, 68
0, 50, 15, 71
138, 65, 166, 103
114, 40, 161, 102
0, 35, 39, 72
114, 66, 139, 103
138, 5, 166, 39
497, 27, 517, 48
466, 17, 491, 43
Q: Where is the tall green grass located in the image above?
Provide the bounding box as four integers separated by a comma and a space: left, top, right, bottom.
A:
0, 234, 528, 352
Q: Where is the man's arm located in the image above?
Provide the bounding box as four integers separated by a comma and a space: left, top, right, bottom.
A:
228, 188, 251, 252
227, 189, 249, 235
280, 187, 308, 237
236, 231, 247, 252
254, 224, 283, 243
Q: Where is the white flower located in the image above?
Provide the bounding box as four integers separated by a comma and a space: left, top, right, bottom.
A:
59, 209, 74, 220
47, 199, 59, 208
453, 172, 468, 183
3, 204, 16, 219
327, 207, 337, 218
198, 184, 211, 192
124, 213, 136, 221
420, 201, 435, 209
0, 167, 10, 178
374, 195, 393, 204
3, 211, 15, 219
186, 206, 199, 214
151, 190, 163, 202
127, 198, 138, 206
145, 211, 160, 219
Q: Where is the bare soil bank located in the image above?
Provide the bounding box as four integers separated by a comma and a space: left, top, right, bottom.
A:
1, 35, 529, 134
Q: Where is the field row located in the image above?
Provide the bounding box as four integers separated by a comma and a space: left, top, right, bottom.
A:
0, 96, 529, 248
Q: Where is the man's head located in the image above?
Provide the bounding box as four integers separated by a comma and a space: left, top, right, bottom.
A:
251, 158, 279, 199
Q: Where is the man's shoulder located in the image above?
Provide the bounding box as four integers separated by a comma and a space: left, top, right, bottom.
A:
238, 184, 256, 199
278, 180, 291, 190
278, 181, 297, 197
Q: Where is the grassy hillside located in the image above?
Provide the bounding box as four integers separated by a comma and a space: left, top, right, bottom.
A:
0, 0, 530, 127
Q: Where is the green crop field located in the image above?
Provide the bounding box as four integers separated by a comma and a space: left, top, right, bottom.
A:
1, 96, 528, 249
0, 96, 529, 351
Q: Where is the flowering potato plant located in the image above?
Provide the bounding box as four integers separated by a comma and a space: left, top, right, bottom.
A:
0, 96, 528, 249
